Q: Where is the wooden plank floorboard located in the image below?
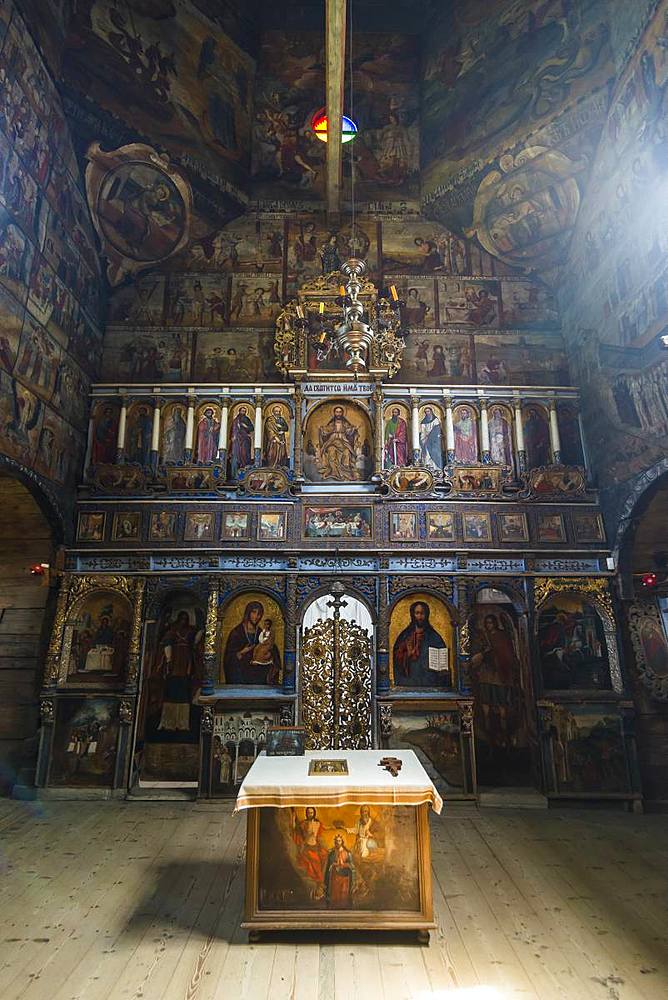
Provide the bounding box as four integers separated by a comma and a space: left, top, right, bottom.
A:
1, 802, 668, 999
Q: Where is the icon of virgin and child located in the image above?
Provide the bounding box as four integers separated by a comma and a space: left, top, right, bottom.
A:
222, 600, 282, 685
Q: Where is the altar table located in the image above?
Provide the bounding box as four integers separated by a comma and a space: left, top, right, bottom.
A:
235, 749, 441, 940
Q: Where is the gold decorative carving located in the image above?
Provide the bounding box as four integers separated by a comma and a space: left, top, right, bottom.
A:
300, 614, 372, 751
460, 702, 474, 735
119, 698, 135, 725
204, 578, 220, 662
201, 706, 215, 734
45, 576, 71, 683
40, 699, 55, 724
533, 577, 613, 620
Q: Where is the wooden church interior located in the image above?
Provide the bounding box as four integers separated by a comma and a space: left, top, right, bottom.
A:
1, 0, 668, 995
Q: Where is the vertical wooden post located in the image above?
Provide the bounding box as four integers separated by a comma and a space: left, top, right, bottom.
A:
325, 0, 347, 223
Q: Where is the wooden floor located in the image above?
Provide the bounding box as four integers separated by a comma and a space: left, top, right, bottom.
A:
1, 800, 668, 1000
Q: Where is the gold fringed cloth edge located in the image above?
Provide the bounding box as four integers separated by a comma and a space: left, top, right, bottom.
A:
234, 749, 443, 815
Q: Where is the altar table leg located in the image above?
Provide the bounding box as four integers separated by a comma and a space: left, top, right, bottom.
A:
417, 930, 430, 946
248, 930, 262, 943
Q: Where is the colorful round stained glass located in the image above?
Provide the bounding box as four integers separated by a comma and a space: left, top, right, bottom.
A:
311, 107, 358, 143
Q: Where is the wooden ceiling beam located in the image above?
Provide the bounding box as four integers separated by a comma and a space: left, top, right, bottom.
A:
325, 0, 347, 224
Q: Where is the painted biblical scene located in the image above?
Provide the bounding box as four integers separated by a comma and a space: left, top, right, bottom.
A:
383, 403, 410, 469
165, 275, 229, 328
390, 593, 454, 690
252, 31, 420, 207
287, 220, 378, 279
468, 601, 533, 787
381, 221, 469, 274
438, 279, 500, 328
500, 279, 559, 329
107, 276, 166, 326
382, 710, 465, 795
221, 512, 250, 540
303, 506, 372, 540
426, 512, 454, 541
538, 595, 612, 691
389, 512, 418, 542
210, 712, 278, 797
304, 402, 373, 483
194, 330, 279, 382
77, 512, 106, 542
65, 591, 132, 685
546, 705, 630, 795
136, 594, 205, 784
258, 512, 287, 541
96, 161, 187, 264
100, 330, 192, 383
386, 278, 435, 329
257, 804, 421, 911
536, 513, 566, 542
393, 332, 474, 385
476, 334, 569, 386
63, 3, 255, 195
220, 593, 284, 686
112, 512, 141, 541
49, 698, 119, 788
229, 274, 282, 327
449, 467, 501, 494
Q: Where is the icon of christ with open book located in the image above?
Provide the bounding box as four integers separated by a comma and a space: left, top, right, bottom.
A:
393, 601, 451, 688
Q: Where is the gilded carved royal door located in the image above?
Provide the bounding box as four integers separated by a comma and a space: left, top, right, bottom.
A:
300, 588, 373, 750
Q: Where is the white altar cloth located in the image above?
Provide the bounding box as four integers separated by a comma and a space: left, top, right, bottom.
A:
235, 749, 443, 814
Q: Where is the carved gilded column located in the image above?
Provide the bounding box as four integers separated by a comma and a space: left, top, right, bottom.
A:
83, 409, 95, 481
293, 387, 304, 480
202, 577, 219, 696
283, 562, 298, 694
373, 380, 384, 476
44, 575, 72, 687
125, 577, 146, 690
377, 559, 390, 693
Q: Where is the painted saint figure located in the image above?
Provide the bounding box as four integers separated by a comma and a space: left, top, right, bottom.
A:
293, 807, 328, 896
195, 407, 220, 464
316, 405, 362, 481
92, 406, 118, 465
264, 404, 290, 468
470, 613, 523, 749
128, 405, 152, 466
162, 405, 187, 463
229, 405, 254, 479
325, 834, 355, 908
384, 406, 408, 468
155, 610, 203, 732
453, 405, 478, 463
419, 406, 443, 471
393, 601, 450, 688
222, 600, 281, 685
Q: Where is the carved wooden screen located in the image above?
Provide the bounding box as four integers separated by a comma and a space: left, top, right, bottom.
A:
300, 615, 372, 750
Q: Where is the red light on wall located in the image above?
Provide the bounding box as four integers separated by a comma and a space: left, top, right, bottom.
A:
641, 572, 658, 588
30, 563, 49, 577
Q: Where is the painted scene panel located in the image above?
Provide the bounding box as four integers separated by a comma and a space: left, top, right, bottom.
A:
393, 331, 473, 385
548, 706, 630, 794
304, 402, 373, 483
538, 596, 611, 691
210, 711, 279, 796
100, 329, 192, 383
438, 278, 500, 328
194, 330, 279, 382
476, 334, 569, 386
49, 698, 119, 788
382, 710, 464, 794
258, 804, 421, 911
